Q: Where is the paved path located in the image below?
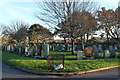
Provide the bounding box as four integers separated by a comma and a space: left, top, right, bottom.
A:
1, 62, 120, 79
71, 67, 119, 78
2, 62, 59, 78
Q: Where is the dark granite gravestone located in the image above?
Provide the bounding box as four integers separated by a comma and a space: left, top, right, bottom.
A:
109, 44, 116, 58
93, 44, 99, 59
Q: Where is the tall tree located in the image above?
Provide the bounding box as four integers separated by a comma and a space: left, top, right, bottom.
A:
97, 7, 119, 41
28, 24, 53, 43
58, 11, 98, 50
36, 0, 98, 55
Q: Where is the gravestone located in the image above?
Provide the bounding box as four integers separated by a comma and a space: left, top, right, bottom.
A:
98, 44, 102, 52
16, 44, 19, 54
44, 44, 49, 58
52, 44, 55, 51
11, 45, 14, 52
55, 44, 58, 51
61, 44, 64, 51
27, 44, 34, 56
69, 45, 72, 51
7, 44, 10, 52
21, 44, 25, 54
104, 49, 110, 58
25, 45, 28, 55
32, 45, 36, 56
109, 45, 116, 58
5, 45, 7, 51
65, 44, 69, 51
18, 44, 22, 54
66, 44, 70, 51
74, 45, 77, 51
84, 46, 93, 57
77, 51, 83, 60
37, 44, 42, 56
58, 44, 62, 51
93, 44, 99, 59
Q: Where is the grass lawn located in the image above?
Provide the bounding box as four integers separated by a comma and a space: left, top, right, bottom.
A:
49, 51, 83, 60
1, 51, 120, 73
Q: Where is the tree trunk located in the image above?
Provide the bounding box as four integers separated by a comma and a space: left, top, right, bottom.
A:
105, 28, 109, 42
37, 39, 39, 43
65, 44, 69, 51
80, 36, 84, 50
71, 39, 75, 55
87, 33, 89, 41
63, 37, 66, 43
107, 32, 109, 41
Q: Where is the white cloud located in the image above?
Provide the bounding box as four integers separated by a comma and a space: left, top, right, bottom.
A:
15, 6, 34, 11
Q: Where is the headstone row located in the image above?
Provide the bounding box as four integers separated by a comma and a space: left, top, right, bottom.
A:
77, 44, 118, 60
1, 43, 49, 58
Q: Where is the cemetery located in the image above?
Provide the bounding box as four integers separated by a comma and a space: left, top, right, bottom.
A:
1, 37, 120, 73
0, 1, 120, 76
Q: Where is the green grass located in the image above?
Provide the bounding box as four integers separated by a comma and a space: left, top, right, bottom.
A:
49, 51, 84, 60
50, 51, 120, 60
1, 51, 48, 72
49, 51, 71, 55
116, 52, 120, 56
1, 51, 120, 73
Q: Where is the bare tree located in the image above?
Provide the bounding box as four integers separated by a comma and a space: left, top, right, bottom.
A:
1, 20, 29, 43
36, 0, 98, 55
97, 7, 119, 41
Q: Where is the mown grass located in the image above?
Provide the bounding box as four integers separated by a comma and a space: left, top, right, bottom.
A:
49, 51, 81, 60
1, 51, 48, 72
1, 51, 120, 73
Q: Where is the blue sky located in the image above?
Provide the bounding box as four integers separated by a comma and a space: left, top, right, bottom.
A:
0, 0, 119, 26
0, 2, 41, 25
0, 0, 119, 39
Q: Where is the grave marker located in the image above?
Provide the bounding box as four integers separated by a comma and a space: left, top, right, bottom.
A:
44, 44, 49, 58
104, 49, 110, 58
84, 46, 93, 57
93, 44, 99, 59
77, 51, 83, 60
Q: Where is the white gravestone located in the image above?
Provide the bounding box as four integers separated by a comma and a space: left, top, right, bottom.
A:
25, 46, 28, 55
69, 45, 72, 51
7, 45, 10, 52
104, 49, 110, 58
52, 44, 55, 51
